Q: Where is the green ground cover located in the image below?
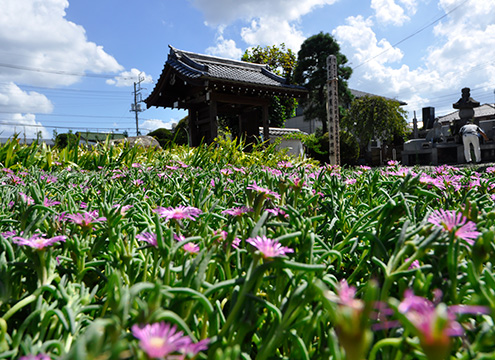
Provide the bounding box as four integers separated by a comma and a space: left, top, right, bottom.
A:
0, 136, 494, 360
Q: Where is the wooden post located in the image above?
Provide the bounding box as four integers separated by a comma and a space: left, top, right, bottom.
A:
188, 108, 198, 146
326, 55, 340, 165
262, 104, 269, 143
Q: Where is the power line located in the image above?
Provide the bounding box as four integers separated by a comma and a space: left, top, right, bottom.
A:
0, 120, 155, 132
352, 0, 469, 70
0, 61, 136, 80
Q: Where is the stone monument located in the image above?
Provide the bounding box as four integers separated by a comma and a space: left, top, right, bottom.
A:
453, 87, 480, 128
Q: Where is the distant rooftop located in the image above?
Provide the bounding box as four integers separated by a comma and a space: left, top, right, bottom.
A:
438, 103, 495, 123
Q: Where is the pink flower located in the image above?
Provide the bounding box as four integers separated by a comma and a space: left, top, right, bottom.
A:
43, 198, 61, 207
328, 280, 365, 313
19, 355, 52, 360
19, 192, 34, 205
345, 178, 357, 185
397, 290, 488, 360
246, 182, 281, 200
153, 206, 202, 222
41, 175, 58, 183
277, 161, 293, 168
113, 204, 133, 215
12, 233, 66, 250
66, 211, 106, 228
136, 232, 158, 247
327, 280, 372, 360
265, 208, 288, 218
428, 209, 480, 245
246, 235, 293, 259
182, 338, 210, 357
131, 322, 192, 358
232, 238, 241, 249
222, 206, 253, 216
174, 234, 200, 254
2, 230, 16, 238
183, 243, 200, 254
406, 258, 421, 270
173, 234, 186, 242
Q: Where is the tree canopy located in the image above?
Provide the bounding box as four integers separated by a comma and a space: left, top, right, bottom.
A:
242, 43, 296, 80
242, 44, 297, 127
293, 32, 353, 133
342, 95, 409, 149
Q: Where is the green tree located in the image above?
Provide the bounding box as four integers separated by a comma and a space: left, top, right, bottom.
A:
147, 128, 173, 148
172, 117, 189, 146
293, 32, 353, 133
54, 132, 79, 149
342, 95, 408, 150
242, 44, 297, 127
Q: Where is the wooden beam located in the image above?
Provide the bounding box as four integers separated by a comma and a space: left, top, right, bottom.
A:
211, 92, 270, 107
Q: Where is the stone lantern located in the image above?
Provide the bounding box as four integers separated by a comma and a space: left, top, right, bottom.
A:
453, 87, 480, 128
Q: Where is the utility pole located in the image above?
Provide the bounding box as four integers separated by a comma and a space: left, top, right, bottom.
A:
326, 55, 340, 165
130, 73, 145, 136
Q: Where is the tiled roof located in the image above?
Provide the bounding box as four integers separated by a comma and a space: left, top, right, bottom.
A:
167, 46, 306, 91
259, 127, 307, 137
350, 88, 407, 105
438, 104, 495, 123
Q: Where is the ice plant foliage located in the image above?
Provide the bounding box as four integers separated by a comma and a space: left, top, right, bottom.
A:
3, 139, 495, 359
428, 209, 481, 245
246, 235, 293, 259
12, 233, 66, 250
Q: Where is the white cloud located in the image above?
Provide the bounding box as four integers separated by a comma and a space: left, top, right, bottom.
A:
141, 119, 177, 133
0, 82, 52, 140
0, 0, 123, 87
0, 82, 53, 113
206, 32, 243, 59
191, 0, 338, 51
333, 16, 404, 66
371, 0, 410, 26
240, 18, 306, 51
191, 0, 339, 25
106, 68, 153, 87
0, 113, 51, 140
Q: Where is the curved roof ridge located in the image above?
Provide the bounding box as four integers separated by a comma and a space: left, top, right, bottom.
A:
169, 45, 268, 71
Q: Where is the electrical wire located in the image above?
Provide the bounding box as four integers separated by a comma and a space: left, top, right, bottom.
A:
0, 62, 135, 80
352, 0, 469, 70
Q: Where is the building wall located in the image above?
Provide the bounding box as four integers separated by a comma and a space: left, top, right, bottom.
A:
284, 115, 323, 134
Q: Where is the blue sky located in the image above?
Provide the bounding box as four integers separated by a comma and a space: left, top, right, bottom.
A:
1, 0, 494, 139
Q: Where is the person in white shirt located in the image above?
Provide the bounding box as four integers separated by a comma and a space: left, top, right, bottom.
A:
459, 122, 488, 163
